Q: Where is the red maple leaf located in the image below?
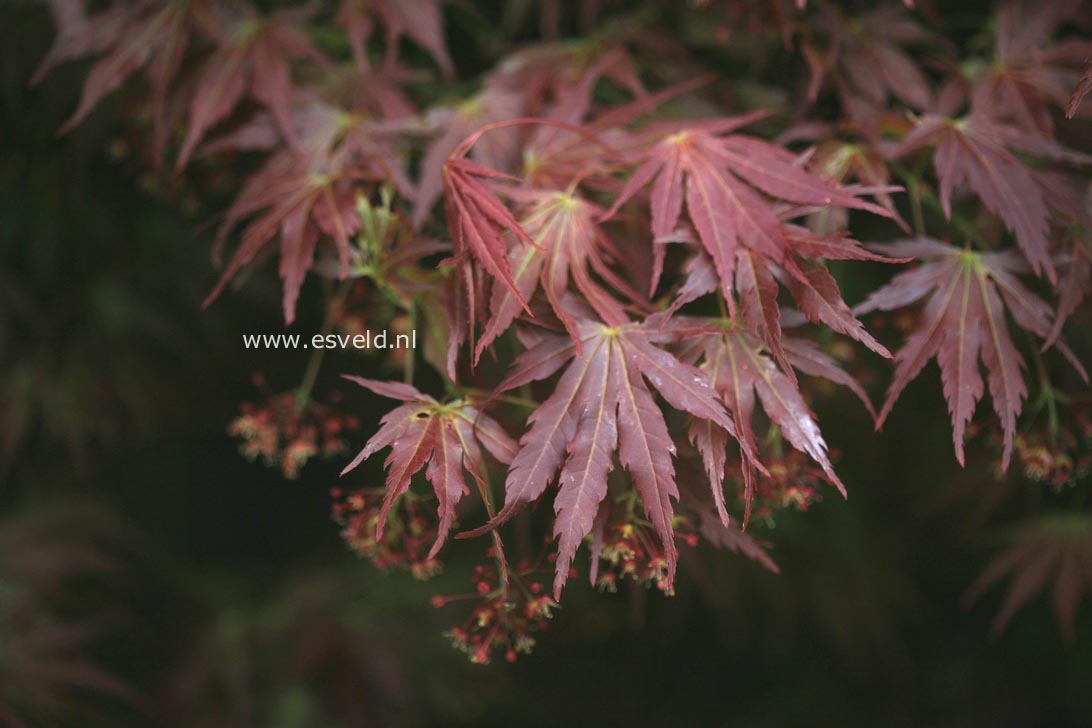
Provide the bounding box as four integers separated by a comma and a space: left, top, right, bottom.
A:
1066, 59, 1092, 118
967, 514, 1092, 642
857, 238, 1088, 469
462, 318, 760, 598
890, 113, 1092, 282
204, 105, 411, 323
339, 377, 516, 559
336, 0, 453, 78
475, 187, 644, 362
413, 88, 525, 229
803, 4, 939, 117
964, 1, 1092, 133
659, 314, 874, 524
662, 236, 896, 384
412, 47, 643, 228
37, 0, 219, 158
600, 112, 896, 313
175, 5, 327, 167
441, 156, 540, 311
1046, 231, 1092, 347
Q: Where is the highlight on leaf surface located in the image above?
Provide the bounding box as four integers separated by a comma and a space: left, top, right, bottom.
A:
662, 315, 874, 524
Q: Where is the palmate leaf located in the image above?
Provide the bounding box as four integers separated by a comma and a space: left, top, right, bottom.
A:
663, 316, 873, 524
441, 157, 540, 313
857, 238, 1089, 469
1046, 233, 1092, 347
32, 1, 132, 88
38, 0, 219, 156
336, 0, 453, 78
694, 501, 780, 575
413, 87, 525, 228
967, 1, 1092, 133
475, 188, 640, 361
339, 377, 516, 559
418, 41, 649, 227
1066, 59, 1092, 119
176, 5, 327, 168
463, 318, 759, 598
600, 112, 895, 313
967, 514, 1092, 642
414, 42, 642, 228
203, 105, 411, 323
804, 139, 909, 233
890, 114, 1092, 283
804, 4, 938, 115
664, 237, 895, 382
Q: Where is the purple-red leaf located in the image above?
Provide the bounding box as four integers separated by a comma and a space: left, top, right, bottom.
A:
465, 318, 750, 596
603, 118, 894, 312
340, 377, 515, 556
859, 240, 1086, 469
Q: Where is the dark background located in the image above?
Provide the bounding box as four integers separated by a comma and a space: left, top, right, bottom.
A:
2, 2, 1091, 726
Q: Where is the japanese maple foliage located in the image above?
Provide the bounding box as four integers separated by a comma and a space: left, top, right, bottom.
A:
858, 239, 1088, 467
38, 0, 1092, 658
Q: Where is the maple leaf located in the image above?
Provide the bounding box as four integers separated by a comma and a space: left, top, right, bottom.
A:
890, 114, 1092, 283
661, 315, 872, 524
463, 319, 757, 598
664, 237, 895, 384
601, 113, 895, 314
410, 43, 643, 228
1046, 232, 1092, 348
475, 187, 642, 362
484, 41, 647, 120
175, 6, 327, 168
32, 0, 132, 87
440, 156, 541, 331
857, 238, 1089, 469
804, 4, 937, 117
39, 0, 219, 159
963, 1, 1092, 133
805, 140, 908, 233
413, 89, 525, 228
339, 377, 517, 559
204, 105, 411, 323
1066, 59, 1092, 118
966, 513, 1092, 642
513, 48, 652, 187
337, 0, 453, 78
695, 503, 780, 575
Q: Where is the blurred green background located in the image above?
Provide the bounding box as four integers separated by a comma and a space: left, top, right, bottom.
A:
2, 2, 1091, 726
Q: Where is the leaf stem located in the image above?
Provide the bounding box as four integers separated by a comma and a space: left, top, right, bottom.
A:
909, 177, 926, 236
1024, 330, 1059, 443
296, 278, 354, 411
